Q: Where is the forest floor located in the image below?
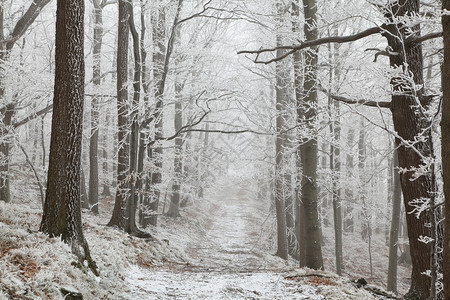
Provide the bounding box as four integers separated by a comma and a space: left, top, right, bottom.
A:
0, 178, 404, 299
126, 180, 398, 299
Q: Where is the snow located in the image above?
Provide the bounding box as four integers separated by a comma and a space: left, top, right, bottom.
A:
0, 178, 400, 299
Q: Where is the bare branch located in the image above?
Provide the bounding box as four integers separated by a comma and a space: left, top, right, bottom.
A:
13, 104, 53, 129
1, 0, 51, 51
238, 26, 383, 63
409, 31, 442, 44
318, 86, 391, 108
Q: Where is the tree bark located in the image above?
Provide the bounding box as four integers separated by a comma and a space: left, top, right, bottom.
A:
108, 0, 130, 229
383, 2, 437, 298
39, 0, 97, 275
142, 5, 166, 227
167, 82, 183, 217
441, 0, 450, 298
299, 0, 323, 270
101, 112, 111, 196
274, 45, 289, 260
88, 0, 104, 214
344, 128, 355, 232
387, 149, 402, 293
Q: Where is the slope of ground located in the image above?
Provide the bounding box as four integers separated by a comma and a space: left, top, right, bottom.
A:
1, 177, 401, 299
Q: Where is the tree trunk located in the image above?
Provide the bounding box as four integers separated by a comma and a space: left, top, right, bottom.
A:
328, 37, 343, 275
383, 2, 437, 298
274, 4, 290, 258
167, 82, 183, 217
88, 0, 104, 214
108, 0, 130, 229
292, 0, 304, 263
143, 5, 166, 227
330, 98, 342, 275
0, 105, 13, 203
387, 149, 402, 293
441, 0, 450, 298
101, 112, 111, 196
299, 0, 323, 270
39, 0, 97, 275
81, 167, 89, 209
344, 128, 355, 232
358, 119, 369, 240
125, 2, 142, 235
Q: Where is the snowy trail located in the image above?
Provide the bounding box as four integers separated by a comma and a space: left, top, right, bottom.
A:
125, 183, 379, 299
125, 184, 305, 299
184, 185, 277, 272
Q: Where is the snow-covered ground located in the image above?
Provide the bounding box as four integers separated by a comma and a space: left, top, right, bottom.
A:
0, 178, 401, 299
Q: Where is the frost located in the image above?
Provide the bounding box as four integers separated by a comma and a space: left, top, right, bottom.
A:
418, 235, 434, 244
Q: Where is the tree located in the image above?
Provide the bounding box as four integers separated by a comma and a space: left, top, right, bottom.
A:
39, 0, 98, 275
88, 0, 108, 214
441, 0, 450, 298
387, 149, 402, 293
108, 0, 130, 229
0, 0, 51, 203
240, 1, 439, 296
298, 0, 323, 270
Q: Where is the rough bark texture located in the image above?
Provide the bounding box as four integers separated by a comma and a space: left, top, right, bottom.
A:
300, 0, 323, 270
39, 0, 97, 275
442, 0, 450, 298
387, 150, 402, 293
383, 1, 436, 298
108, 0, 129, 229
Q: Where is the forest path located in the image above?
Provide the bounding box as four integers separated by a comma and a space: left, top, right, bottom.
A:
183, 181, 280, 272
125, 182, 307, 299
125, 181, 383, 299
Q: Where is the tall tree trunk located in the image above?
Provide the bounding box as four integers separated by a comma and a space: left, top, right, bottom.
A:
344, 128, 355, 232
387, 149, 402, 293
441, 0, 450, 298
328, 36, 343, 275
88, 0, 104, 214
39, 0, 97, 275
383, 2, 437, 298
330, 96, 342, 275
292, 0, 305, 264
167, 82, 183, 217
143, 5, 166, 227
299, 0, 323, 270
125, 2, 148, 237
101, 112, 111, 196
358, 119, 369, 240
274, 3, 290, 259
108, 0, 130, 229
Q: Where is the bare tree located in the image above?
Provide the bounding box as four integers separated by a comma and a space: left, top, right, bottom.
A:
0, 0, 51, 203
240, 1, 440, 296
298, 0, 323, 270
441, 0, 450, 298
39, 0, 98, 275
108, 0, 130, 229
